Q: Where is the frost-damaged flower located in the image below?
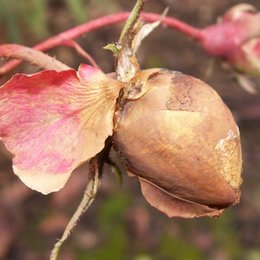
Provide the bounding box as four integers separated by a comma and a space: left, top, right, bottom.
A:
0, 63, 122, 194
200, 4, 260, 75
113, 69, 242, 218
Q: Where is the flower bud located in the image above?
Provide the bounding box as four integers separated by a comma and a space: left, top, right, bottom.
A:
231, 38, 260, 76
200, 4, 260, 75
222, 3, 258, 26
113, 69, 242, 218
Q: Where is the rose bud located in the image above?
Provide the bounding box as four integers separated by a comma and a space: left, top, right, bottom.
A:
112, 69, 242, 218
200, 4, 260, 75
231, 38, 260, 76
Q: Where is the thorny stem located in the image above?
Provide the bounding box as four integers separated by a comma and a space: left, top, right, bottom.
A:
118, 0, 145, 45
50, 158, 101, 260
116, 0, 145, 82
0, 44, 70, 72
0, 12, 202, 75
142, 12, 202, 40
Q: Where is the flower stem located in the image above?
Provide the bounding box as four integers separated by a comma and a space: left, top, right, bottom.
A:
116, 0, 145, 82
118, 0, 145, 45
0, 44, 70, 72
0, 12, 203, 75
62, 40, 100, 69
142, 12, 202, 41
50, 158, 101, 260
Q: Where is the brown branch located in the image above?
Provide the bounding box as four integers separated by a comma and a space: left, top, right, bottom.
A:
50, 158, 101, 260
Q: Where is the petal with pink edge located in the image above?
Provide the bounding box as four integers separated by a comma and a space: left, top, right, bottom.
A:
0, 66, 122, 194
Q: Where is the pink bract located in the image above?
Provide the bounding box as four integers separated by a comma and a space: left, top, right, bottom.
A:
0, 65, 122, 194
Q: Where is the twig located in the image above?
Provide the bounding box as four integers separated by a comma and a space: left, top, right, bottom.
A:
0, 44, 70, 72
50, 158, 101, 260
115, 0, 145, 82
142, 12, 202, 40
0, 12, 202, 75
118, 0, 145, 45
63, 40, 100, 68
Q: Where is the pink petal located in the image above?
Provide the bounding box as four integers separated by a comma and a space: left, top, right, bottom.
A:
0, 67, 122, 194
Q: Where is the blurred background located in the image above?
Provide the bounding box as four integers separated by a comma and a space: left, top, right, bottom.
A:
0, 0, 260, 259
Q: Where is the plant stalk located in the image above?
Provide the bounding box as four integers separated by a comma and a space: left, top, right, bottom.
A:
50, 158, 101, 260
0, 44, 70, 72
0, 12, 203, 75
118, 0, 145, 45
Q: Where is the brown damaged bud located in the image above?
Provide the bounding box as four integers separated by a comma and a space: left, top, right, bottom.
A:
112, 69, 242, 218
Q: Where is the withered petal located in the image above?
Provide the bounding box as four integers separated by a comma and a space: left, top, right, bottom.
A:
139, 178, 223, 218
0, 67, 122, 194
